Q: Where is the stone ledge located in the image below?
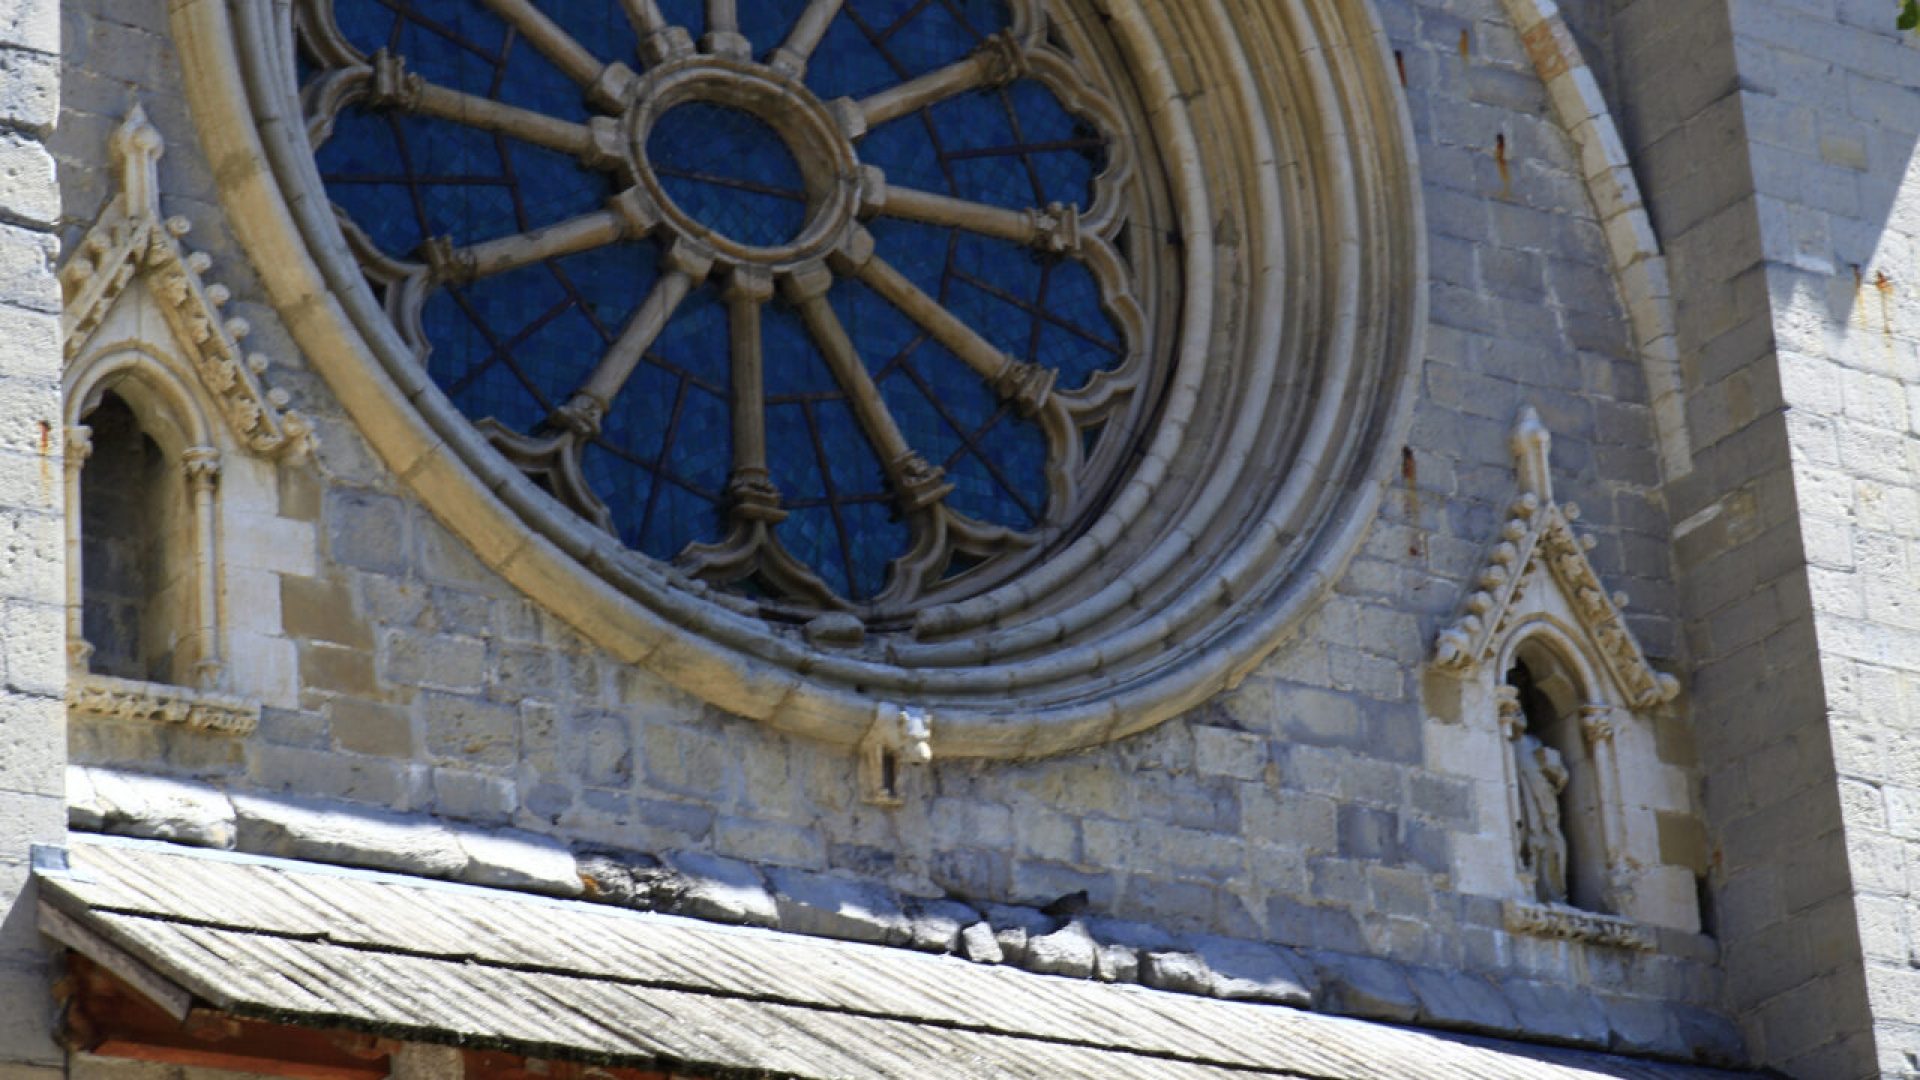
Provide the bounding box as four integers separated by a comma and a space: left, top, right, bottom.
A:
67, 672, 260, 735
1502, 899, 1658, 951
63, 765, 1743, 1068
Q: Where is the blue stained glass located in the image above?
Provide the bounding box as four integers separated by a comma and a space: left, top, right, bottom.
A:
838, 500, 909, 599
766, 403, 828, 501
641, 478, 723, 564
600, 361, 677, 462
762, 302, 838, 398
736, 1, 806, 58
657, 0, 702, 36
857, 116, 948, 197
928, 91, 1016, 152
784, 505, 851, 598
651, 285, 729, 390
499, 31, 592, 121
665, 384, 733, 493
830, 278, 921, 368
866, 217, 951, 301
321, 0, 1131, 606
802, 15, 899, 100
816, 399, 888, 498
581, 441, 655, 549
648, 103, 808, 247
846, 0, 994, 79
552, 241, 660, 336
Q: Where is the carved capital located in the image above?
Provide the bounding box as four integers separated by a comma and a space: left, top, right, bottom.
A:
181, 446, 222, 492
1579, 705, 1617, 748
893, 453, 954, 512
976, 30, 1028, 87
1497, 685, 1524, 740
367, 49, 425, 111
420, 234, 477, 286
991, 357, 1057, 416
1027, 202, 1081, 254
65, 425, 93, 469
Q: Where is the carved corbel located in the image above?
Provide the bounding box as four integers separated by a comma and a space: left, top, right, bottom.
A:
860, 704, 933, 807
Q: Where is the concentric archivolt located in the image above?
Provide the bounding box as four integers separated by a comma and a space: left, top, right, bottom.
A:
173, 0, 1425, 759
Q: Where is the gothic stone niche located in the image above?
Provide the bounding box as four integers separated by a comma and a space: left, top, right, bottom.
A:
59, 106, 318, 736
1425, 408, 1694, 943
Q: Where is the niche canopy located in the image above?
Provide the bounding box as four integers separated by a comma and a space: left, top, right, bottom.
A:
184, 0, 1424, 756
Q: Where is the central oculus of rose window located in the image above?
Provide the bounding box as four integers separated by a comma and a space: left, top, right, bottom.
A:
307, 0, 1154, 621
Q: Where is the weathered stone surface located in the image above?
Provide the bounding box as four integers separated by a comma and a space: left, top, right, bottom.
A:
1191, 936, 1316, 1007
456, 828, 581, 897
993, 925, 1028, 965
1405, 968, 1519, 1034
231, 792, 468, 879
1310, 950, 1420, 1022
1140, 950, 1213, 996
1085, 916, 1180, 953
1024, 920, 1097, 979
1094, 942, 1138, 983
576, 849, 663, 909
80, 767, 236, 849
906, 898, 979, 953
767, 866, 910, 946
1500, 978, 1608, 1046
1600, 993, 1688, 1058
960, 921, 1003, 964
660, 850, 778, 927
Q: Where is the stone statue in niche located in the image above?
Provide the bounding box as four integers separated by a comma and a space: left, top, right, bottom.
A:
1500, 684, 1569, 904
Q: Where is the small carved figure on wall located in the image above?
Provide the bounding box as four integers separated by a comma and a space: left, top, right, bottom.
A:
1516, 729, 1570, 903
1501, 683, 1570, 904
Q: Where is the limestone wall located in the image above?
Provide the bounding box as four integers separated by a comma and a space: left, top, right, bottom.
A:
0, 0, 65, 1072
48, 0, 1731, 1058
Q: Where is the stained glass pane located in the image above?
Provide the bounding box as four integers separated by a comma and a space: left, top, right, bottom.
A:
648, 103, 809, 248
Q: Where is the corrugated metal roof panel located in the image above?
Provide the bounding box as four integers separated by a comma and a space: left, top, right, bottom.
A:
44, 836, 1755, 1080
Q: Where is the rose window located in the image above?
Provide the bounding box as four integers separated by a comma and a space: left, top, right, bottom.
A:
300, 0, 1155, 619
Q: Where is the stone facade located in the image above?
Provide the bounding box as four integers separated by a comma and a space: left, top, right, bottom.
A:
0, 0, 1912, 1077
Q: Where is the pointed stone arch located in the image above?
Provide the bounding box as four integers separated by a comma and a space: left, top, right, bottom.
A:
1426, 407, 1697, 944
59, 106, 320, 735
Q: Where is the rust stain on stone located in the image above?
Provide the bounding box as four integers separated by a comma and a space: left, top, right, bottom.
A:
1521, 22, 1567, 81
1495, 133, 1512, 197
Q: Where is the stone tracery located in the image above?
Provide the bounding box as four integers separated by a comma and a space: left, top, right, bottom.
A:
296, 0, 1151, 620
183, 0, 1424, 756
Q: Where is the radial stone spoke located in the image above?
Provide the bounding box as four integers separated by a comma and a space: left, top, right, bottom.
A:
573, 244, 712, 415
871, 181, 1078, 252
783, 264, 952, 512
423, 200, 643, 286
769, 0, 845, 77
366, 52, 603, 163
724, 268, 775, 492
855, 31, 1023, 131
480, 0, 636, 107
623, 0, 671, 35
845, 251, 1055, 415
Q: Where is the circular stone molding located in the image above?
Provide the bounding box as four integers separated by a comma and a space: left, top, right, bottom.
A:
175, 0, 1425, 759
625, 56, 862, 269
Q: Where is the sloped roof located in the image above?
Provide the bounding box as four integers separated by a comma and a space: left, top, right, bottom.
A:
39, 836, 1753, 1080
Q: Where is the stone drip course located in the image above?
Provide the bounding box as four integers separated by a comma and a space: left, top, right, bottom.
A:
65, 765, 1742, 1066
